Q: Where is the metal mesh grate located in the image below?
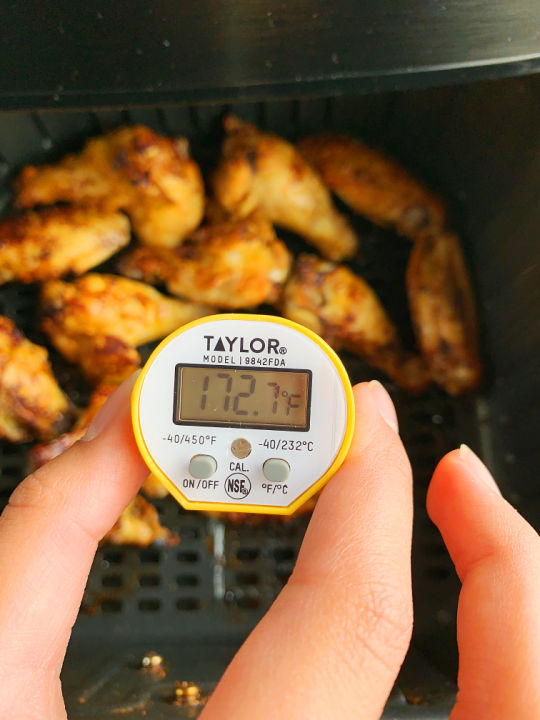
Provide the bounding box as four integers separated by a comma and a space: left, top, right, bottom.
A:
0, 97, 483, 717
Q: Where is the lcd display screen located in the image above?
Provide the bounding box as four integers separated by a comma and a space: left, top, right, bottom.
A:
174, 365, 311, 430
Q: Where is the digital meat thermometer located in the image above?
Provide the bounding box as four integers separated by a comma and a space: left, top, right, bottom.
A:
132, 314, 355, 515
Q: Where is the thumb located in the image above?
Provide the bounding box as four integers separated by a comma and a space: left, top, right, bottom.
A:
201, 381, 413, 720
0, 372, 147, 716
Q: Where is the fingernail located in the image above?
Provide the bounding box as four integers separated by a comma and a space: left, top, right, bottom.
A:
83, 371, 140, 442
459, 444, 501, 495
369, 380, 399, 433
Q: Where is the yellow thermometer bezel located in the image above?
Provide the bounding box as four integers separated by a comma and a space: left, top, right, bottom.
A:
131, 314, 355, 515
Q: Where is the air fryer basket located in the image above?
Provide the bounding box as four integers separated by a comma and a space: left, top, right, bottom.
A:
0, 73, 538, 719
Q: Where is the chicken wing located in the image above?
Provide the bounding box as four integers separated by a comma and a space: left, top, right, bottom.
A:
298, 134, 445, 240
40, 274, 210, 384
0, 315, 74, 442
281, 254, 430, 393
0, 206, 129, 284
29, 382, 117, 469
212, 116, 358, 261
55, 335, 141, 387
103, 494, 177, 546
118, 213, 291, 308
15, 125, 204, 248
406, 232, 482, 394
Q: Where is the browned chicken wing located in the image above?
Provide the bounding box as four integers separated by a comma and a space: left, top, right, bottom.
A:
29, 382, 117, 469
298, 134, 445, 240
55, 335, 141, 387
15, 125, 204, 248
118, 213, 292, 308
281, 254, 430, 393
0, 206, 129, 284
0, 315, 74, 442
406, 232, 482, 394
212, 117, 358, 261
40, 274, 210, 384
103, 494, 177, 546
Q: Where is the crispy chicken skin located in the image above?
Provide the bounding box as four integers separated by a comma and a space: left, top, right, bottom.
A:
406, 232, 482, 395
0, 315, 74, 442
281, 254, 430, 393
53, 334, 141, 387
118, 213, 292, 308
298, 134, 445, 240
40, 274, 210, 384
15, 125, 205, 248
212, 116, 358, 261
0, 207, 130, 284
103, 494, 177, 546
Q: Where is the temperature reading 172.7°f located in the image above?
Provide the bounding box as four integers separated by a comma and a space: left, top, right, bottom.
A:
174, 365, 312, 430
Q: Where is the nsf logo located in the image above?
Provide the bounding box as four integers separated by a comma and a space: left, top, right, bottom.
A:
224, 473, 251, 500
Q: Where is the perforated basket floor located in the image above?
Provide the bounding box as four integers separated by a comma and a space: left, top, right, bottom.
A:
0, 99, 485, 718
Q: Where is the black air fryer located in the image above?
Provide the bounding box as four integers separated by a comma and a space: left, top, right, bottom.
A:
0, 2, 539, 717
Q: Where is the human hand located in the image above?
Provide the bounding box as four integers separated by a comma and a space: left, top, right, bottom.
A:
0, 377, 538, 719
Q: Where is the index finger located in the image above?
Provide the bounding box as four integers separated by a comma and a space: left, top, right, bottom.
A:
201, 381, 414, 720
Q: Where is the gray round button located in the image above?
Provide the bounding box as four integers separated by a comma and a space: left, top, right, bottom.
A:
189, 454, 217, 479
263, 458, 290, 483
